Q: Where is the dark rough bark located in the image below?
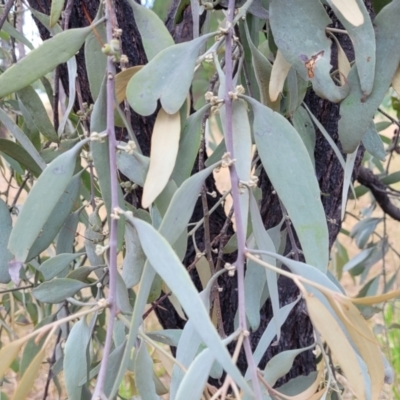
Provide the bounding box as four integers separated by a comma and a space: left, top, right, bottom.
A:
26, 0, 371, 387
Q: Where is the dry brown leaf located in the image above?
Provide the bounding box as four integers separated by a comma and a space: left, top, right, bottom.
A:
329, 33, 351, 85
304, 293, 365, 399
330, 0, 364, 26
142, 108, 181, 208
269, 50, 292, 102
115, 66, 143, 104
351, 288, 400, 305
0, 338, 25, 380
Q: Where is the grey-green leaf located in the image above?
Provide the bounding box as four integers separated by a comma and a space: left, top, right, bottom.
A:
126, 32, 215, 116
50, 0, 65, 27
245, 96, 329, 271
64, 318, 91, 400
33, 278, 88, 303
362, 122, 386, 161
8, 140, 87, 262
0, 199, 12, 283
117, 150, 149, 187
127, 217, 252, 395
269, 0, 349, 102
292, 106, 316, 166
0, 25, 93, 98
39, 253, 85, 280
338, 1, 400, 153
126, 0, 174, 61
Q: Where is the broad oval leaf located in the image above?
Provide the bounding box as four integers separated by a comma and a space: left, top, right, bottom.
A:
126, 0, 174, 60
64, 318, 91, 400
0, 25, 93, 98
32, 278, 88, 303
8, 139, 87, 262
117, 150, 149, 187
126, 32, 215, 116
0, 199, 12, 283
244, 96, 329, 271
126, 216, 252, 395
142, 108, 181, 208
269, 0, 349, 103
328, 0, 364, 26
338, 1, 400, 152
39, 253, 85, 280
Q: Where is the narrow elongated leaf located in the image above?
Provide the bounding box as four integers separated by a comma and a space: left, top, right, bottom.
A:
171, 104, 211, 186
135, 340, 160, 400
0, 139, 42, 176
292, 107, 316, 166
327, 0, 374, 95
338, 1, 400, 152
0, 108, 46, 171
305, 293, 365, 399
39, 253, 85, 280
26, 172, 82, 261
0, 199, 12, 283
126, 0, 174, 60
270, 50, 292, 102
56, 207, 83, 255
64, 318, 91, 400
142, 108, 181, 208
17, 86, 58, 142
269, 0, 349, 103
0, 338, 25, 380
328, 0, 364, 26
126, 32, 215, 116
3, 20, 34, 50
341, 146, 359, 220
350, 217, 381, 249
0, 26, 93, 98
127, 217, 252, 395
12, 347, 46, 400
245, 96, 329, 271
264, 345, 314, 387
8, 140, 87, 262
33, 278, 88, 303
84, 22, 107, 101
362, 122, 386, 161
50, 0, 65, 27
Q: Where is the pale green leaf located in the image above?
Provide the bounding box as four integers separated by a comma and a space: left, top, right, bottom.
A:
117, 150, 149, 187
126, 32, 215, 116
341, 146, 359, 220
0, 25, 93, 98
26, 172, 82, 261
39, 253, 85, 280
33, 278, 88, 303
269, 0, 349, 102
128, 217, 252, 395
56, 207, 83, 255
0, 198, 12, 283
2, 21, 34, 50
350, 217, 381, 249
338, 1, 400, 153
327, 0, 374, 95
146, 330, 182, 347
245, 96, 329, 271
362, 122, 386, 161
64, 318, 91, 400
116, 271, 132, 314
126, 0, 174, 60
50, 0, 65, 27
292, 106, 316, 166
0, 108, 46, 171
8, 140, 88, 262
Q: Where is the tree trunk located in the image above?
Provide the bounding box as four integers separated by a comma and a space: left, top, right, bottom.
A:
26, 0, 371, 387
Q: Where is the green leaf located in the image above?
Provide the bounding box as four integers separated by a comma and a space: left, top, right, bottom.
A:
171, 104, 211, 186
362, 122, 386, 161
2, 21, 34, 50
50, 0, 65, 27
117, 150, 149, 187
39, 253, 85, 280
371, 0, 392, 14
146, 330, 182, 347
0, 108, 46, 171
341, 146, 358, 220
8, 140, 87, 262
245, 96, 329, 271
32, 278, 88, 303
135, 340, 159, 400
64, 318, 91, 400
66, 266, 100, 282
56, 207, 83, 255
0, 198, 12, 283
126, 0, 174, 61
26, 172, 82, 261
264, 345, 314, 386
0, 25, 93, 98
292, 106, 316, 166
338, 1, 400, 152
328, 0, 375, 96
0, 139, 42, 176
269, 0, 349, 102
351, 218, 382, 250
126, 32, 215, 116
84, 21, 107, 100
127, 217, 252, 395
116, 271, 132, 314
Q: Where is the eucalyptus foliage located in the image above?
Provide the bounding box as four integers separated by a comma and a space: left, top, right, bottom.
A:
0, 0, 400, 399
